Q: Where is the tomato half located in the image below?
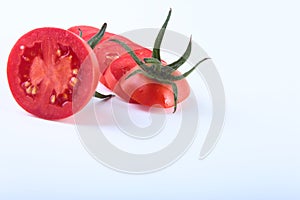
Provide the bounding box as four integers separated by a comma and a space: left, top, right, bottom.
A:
7, 27, 100, 120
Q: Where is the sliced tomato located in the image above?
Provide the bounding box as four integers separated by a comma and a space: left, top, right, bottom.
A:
106, 50, 190, 108
69, 25, 191, 109
120, 67, 190, 108
7, 27, 100, 120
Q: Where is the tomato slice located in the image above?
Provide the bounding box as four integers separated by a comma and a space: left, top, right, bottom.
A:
7, 27, 100, 120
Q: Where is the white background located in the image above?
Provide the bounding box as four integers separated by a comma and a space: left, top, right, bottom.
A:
0, 0, 300, 199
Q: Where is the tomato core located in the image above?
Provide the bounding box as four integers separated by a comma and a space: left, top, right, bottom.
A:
18, 42, 81, 107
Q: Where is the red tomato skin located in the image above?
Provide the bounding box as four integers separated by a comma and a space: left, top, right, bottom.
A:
7, 27, 100, 120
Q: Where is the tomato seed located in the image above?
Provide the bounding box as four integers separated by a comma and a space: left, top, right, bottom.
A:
56, 49, 61, 57
69, 77, 78, 87
31, 86, 37, 95
22, 81, 31, 88
50, 95, 56, 104
72, 69, 78, 75
26, 86, 32, 94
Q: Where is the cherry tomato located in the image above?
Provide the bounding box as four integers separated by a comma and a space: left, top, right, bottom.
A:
7, 27, 100, 120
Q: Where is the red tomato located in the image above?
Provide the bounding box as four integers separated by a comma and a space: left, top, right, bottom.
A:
7, 27, 100, 120
104, 48, 190, 108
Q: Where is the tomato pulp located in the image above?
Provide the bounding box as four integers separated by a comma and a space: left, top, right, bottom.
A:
7, 27, 100, 120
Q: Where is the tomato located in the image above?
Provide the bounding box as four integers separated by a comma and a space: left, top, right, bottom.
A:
97, 9, 208, 112
68, 25, 191, 111
68, 9, 209, 112
7, 27, 100, 120
103, 47, 190, 108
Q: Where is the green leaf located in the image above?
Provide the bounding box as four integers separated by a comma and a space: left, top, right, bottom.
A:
171, 82, 178, 113
109, 39, 147, 70
78, 28, 83, 38
144, 57, 161, 64
152, 8, 172, 61
88, 23, 107, 49
182, 57, 210, 77
94, 91, 114, 99
171, 57, 211, 81
167, 36, 192, 70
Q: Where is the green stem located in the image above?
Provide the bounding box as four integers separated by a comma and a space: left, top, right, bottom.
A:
88, 23, 107, 49
94, 91, 114, 99
167, 36, 192, 70
152, 8, 172, 61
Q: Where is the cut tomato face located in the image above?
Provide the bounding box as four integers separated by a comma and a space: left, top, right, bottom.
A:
7, 27, 100, 120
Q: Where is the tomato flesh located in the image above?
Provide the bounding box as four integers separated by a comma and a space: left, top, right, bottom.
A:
7, 27, 99, 120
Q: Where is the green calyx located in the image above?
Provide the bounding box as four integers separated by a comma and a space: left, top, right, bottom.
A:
109, 9, 210, 112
